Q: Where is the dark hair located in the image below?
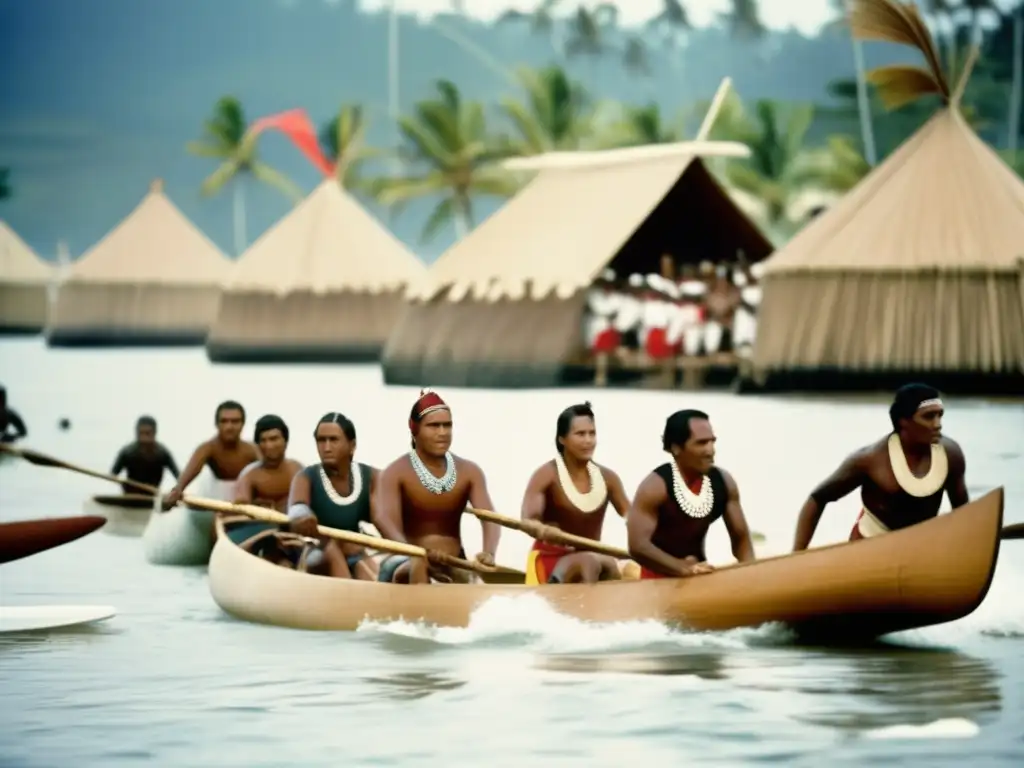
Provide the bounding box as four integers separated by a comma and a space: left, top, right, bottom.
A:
254, 414, 289, 443
889, 383, 941, 431
215, 400, 245, 423
662, 409, 710, 452
315, 412, 356, 442
555, 402, 595, 455
136, 415, 157, 431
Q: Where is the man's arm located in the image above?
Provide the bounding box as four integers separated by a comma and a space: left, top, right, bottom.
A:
720, 469, 755, 562
163, 442, 213, 506
626, 474, 700, 577
364, 468, 380, 525
944, 439, 969, 509
792, 450, 869, 551
520, 465, 551, 523
603, 468, 630, 518
371, 463, 408, 544
162, 446, 180, 479
111, 447, 127, 476
234, 470, 255, 505
7, 410, 26, 438
467, 462, 501, 557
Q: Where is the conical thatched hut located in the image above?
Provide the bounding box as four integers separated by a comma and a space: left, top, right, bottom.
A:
383, 141, 774, 388
749, 0, 1024, 393
47, 179, 230, 346
0, 220, 53, 334
206, 179, 425, 363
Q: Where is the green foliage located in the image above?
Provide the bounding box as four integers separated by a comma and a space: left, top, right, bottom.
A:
0, 167, 9, 201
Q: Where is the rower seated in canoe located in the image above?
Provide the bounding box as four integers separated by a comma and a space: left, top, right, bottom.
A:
792, 384, 969, 550
284, 413, 383, 580
225, 415, 303, 549
372, 390, 501, 584
627, 409, 756, 578
519, 402, 630, 584
110, 415, 180, 495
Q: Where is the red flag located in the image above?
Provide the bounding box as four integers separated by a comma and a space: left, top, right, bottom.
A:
250, 108, 335, 178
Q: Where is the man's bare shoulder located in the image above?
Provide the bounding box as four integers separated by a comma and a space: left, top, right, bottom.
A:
714, 465, 739, 491
636, 470, 669, 500
940, 435, 964, 455
284, 459, 305, 472
381, 454, 413, 475
595, 463, 623, 486
452, 454, 485, 478
531, 460, 557, 481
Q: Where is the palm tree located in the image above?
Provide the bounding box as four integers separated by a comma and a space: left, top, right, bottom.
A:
499, 65, 595, 155
373, 80, 518, 242
319, 104, 382, 193
829, 0, 877, 167
1010, 2, 1023, 153
498, 0, 564, 58
186, 96, 302, 255
811, 135, 872, 192
720, 0, 766, 40
646, 0, 691, 76
714, 99, 820, 230
0, 167, 9, 201
600, 103, 688, 147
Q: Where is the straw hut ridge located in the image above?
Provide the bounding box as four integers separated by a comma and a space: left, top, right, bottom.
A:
206, 179, 426, 363
750, 0, 1024, 392
46, 179, 231, 346
383, 143, 774, 389
0, 220, 53, 333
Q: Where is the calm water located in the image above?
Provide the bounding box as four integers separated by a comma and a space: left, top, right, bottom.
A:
1, 337, 1022, 767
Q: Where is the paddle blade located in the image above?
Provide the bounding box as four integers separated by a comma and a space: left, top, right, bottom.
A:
1, 446, 62, 469
0, 516, 107, 564
1001, 523, 1024, 541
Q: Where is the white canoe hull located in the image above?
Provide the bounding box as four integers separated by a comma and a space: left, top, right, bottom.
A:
82, 495, 155, 537
0, 605, 116, 633
141, 472, 232, 566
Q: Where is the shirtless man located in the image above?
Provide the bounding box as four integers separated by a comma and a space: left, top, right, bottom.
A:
285, 413, 381, 580
792, 383, 969, 549
111, 415, 180, 495
373, 390, 501, 584
627, 409, 755, 578
519, 402, 631, 584
234, 414, 303, 512
0, 386, 27, 444
162, 400, 260, 510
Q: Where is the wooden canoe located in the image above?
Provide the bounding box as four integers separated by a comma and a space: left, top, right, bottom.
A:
207, 487, 1004, 642
83, 494, 156, 537
0, 516, 107, 564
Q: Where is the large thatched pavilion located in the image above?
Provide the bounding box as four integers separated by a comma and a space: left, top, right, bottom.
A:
748, 0, 1024, 393
0, 220, 53, 334
46, 179, 231, 346
382, 142, 774, 388
206, 179, 426, 363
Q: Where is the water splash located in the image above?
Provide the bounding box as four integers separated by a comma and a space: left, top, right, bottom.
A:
863, 718, 980, 740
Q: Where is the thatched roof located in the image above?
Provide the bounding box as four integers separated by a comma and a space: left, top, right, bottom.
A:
46, 179, 231, 346
63, 178, 230, 285
750, 0, 1024, 384
409, 142, 771, 303
206, 179, 425, 363
224, 179, 424, 295
0, 220, 52, 332
384, 142, 774, 388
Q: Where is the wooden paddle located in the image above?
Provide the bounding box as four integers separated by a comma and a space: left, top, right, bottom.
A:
468, 507, 632, 559
0, 444, 521, 576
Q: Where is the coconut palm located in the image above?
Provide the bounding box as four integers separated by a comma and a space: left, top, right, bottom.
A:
186, 96, 302, 255
319, 104, 382, 193
646, 0, 691, 76
811, 135, 872, 192
828, 0, 877, 166
600, 103, 688, 147
0, 168, 9, 201
499, 65, 596, 155
720, 0, 766, 40
498, 0, 564, 57
1011, 4, 1023, 152
373, 80, 517, 242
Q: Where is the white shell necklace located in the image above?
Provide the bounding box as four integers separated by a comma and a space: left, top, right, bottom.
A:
409, 450, 457, 494
554, 454, 607, 513
319, 462, 361, 506
887, 433, 948, 498
670, 460, 715, 519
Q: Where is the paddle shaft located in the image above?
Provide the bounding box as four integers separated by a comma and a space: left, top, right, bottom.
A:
468, 507, 631, 559
0, 444, 519, 574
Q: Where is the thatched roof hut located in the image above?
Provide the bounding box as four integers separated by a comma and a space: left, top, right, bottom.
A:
383, 141, 774, 388
206, 179, 425, 363
0, 219, 52, 333
749, 0, 1024, 393
0, 220, 53, 334
46, 179, 231, 346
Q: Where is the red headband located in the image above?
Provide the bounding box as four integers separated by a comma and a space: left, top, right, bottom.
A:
409, 390, 449, 433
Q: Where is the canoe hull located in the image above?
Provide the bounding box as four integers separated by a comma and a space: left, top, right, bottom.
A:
83, 494, 156, 537
142, 504, 215, 566
0, 605, 116, 633
208, 488, 1003, 642
0, 516, 107, 565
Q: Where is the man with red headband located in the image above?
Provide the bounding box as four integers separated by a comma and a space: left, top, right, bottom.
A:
372, 390, 502, 584
791, 383, 969, 549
